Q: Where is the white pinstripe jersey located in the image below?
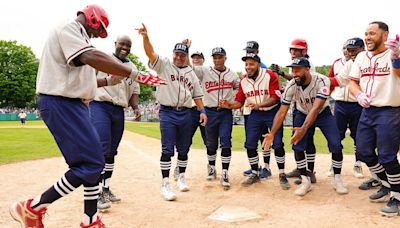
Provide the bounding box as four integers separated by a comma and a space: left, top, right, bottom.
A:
281, 73, 331, 115
36, 20, 97, 99
348, 50, 400, 107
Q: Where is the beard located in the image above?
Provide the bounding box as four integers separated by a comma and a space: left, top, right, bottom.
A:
295, 75, 306, 86
368, 37, 383, 52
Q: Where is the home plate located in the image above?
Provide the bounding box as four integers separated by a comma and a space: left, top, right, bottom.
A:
208, 205, 262, 223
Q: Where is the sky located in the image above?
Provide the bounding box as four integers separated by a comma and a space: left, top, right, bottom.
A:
1, 0, 399, 72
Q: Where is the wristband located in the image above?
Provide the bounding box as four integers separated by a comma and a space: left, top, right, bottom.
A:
199, 108, 206, 115
392, 58, 400, 69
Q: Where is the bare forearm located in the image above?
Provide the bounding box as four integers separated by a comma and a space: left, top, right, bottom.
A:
301, 107, 321, 131
194, 98, 205, 110
259, 98, 279, 108
96, 78, 107, 87
229, 101, 243, 110
80, 50, 131, 77
348, 80, 361, 97
270, 107, 288, 136
129, 94, 139, 108
283, 73, 293, 81
142, 36, 157, 64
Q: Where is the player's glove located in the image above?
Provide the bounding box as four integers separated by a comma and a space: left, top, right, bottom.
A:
356, 92, 371, 108
386, 34, 400, 59
105, 75, 124, 86
270, 64, 285, 77
134, 72, 167, 86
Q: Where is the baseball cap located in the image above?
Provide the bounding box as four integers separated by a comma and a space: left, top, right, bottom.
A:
173, 43, 189, 55
211, 47, 226, 56
243, 41, 259, 51
241, 53, 261, 63
346, 37, 364, 49
286, 57, 310, 68
191, 52, 204, 59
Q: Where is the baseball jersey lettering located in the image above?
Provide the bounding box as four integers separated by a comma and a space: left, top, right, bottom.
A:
348, 50, 400, 106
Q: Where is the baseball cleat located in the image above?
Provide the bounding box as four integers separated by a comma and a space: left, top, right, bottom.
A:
286, 168, 301, 178
103, 188, 121, 203
370, 186, 390, 203
220, 170, 231, 190
80, 216, 106, 228
279, 173, 290, 190
353, 163, 364, 178
177, 173, 190, 192
242, 173, 260, 186
380, 197, 400, 217
294, 171, 317, 185
259, 167, 272, 180
207, 165, 216, 181
333, 175, 348, 195
9, 199, 47, 228
243, 168, 252, 176
97, 192, 111, 210
294, 176, 311, 196
161, 179, 177, 201
359, 178, 381, 190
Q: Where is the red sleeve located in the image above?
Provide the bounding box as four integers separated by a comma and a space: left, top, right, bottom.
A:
329, 77, 339, 92
235, 78, 246, 104
328, 64, 335, 78
267, 70, 280, 100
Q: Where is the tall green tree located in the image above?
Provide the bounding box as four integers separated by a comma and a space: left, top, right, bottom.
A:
127, 53, 154, 102
316, 65, 331, 75
0, 40, 38, 108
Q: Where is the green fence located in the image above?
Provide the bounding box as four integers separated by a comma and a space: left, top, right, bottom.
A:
0, 113, 40, 121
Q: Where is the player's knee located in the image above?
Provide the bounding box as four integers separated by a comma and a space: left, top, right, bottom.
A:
221, 148, 231, 157
160, 153, 172, 162
378, 153, 399, 166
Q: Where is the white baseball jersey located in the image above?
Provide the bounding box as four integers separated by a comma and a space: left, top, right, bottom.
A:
331, 59, 357, 102
348, 50, 400, 107
235, 68, 280, 115
281, 72, 331, 115
193, 66, 238, 107
36, 20, 97, 100
18, 112, 27, 119
149, 56, 203, 108
94, 54, 140, 108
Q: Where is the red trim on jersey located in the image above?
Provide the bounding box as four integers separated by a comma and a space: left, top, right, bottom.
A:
235, 77, 246, 104
328, 58, 343, 78
329, 77, 339, 92
206, 85, 234, 93
267, 70, 280, 100
361, 73, 390, 77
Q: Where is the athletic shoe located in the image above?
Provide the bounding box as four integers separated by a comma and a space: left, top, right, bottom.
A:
161, 179, 176, 201
80, 216, 106, 228
286, 168, 300, 178
294, 171, 317, 185
177, 173, 189, 192
332, 175, 348, 195
294, 176, 311, 196
369, 186, 390, 202
173, 166, 179, 181
326, 166, 334, 177
103, 188, 121, 203
279, 173, 290, 190
259, 167, 272, 180
242, 173, 260, 186
359, 178, 381, 190
380, 197, 400, 217
353, 163, 364, 178
207, 165, 216, 181
220, 170, 231, 190
97, 192, 111, 210
243, 168, 252, 176
9, 199, 46, 228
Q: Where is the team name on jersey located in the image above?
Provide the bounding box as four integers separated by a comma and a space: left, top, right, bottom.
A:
360, 62, 390, 76
245, 89, 269, 98
204, 79, 235, 93
299, 96, 315, 105
170, 75, 194, 91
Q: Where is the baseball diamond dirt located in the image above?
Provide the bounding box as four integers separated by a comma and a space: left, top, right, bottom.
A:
1, 130, 399, 227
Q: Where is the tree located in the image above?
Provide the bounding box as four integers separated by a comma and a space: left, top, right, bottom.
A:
127, 53, 154, 102
0, 40, 38, 108
316, 65, 331, 75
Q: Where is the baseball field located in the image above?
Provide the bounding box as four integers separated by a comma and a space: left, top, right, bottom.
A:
0, 121, 398, 227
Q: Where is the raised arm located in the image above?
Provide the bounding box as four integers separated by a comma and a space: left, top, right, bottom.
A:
136, 23, 158, 64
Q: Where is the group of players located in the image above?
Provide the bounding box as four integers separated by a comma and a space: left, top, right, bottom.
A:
9, 4, 400, 228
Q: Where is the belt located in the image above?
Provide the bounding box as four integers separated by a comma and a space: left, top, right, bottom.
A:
205, 107, 230, 111
161, 105, 189, 111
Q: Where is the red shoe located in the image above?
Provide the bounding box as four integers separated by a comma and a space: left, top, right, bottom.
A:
80, 216, 106, 228
9, 199, 46, 228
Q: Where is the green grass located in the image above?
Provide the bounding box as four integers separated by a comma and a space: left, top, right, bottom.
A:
124, 122, 355, 155
0, 128, 59, 164
0, 120, 355, 165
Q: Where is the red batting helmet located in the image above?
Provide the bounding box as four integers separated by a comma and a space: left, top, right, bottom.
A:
289, 39, 308, 54
78, 5, 109, 38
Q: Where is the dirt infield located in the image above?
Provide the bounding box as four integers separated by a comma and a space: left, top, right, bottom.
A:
1, 131, 399, 227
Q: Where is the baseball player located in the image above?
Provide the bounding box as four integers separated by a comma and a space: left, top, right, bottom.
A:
90, 35, 141, 210
136, 24, 207, 201
347, 21, 400, 216
191, 51, 205, 66
192, 47, 238, 190
220, 53, 290, 190
242, 41, 273, 179
18, 111, 27, 128
271, 39, 318, 185
263, 57, 348, 196
9, 5, 164, 228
